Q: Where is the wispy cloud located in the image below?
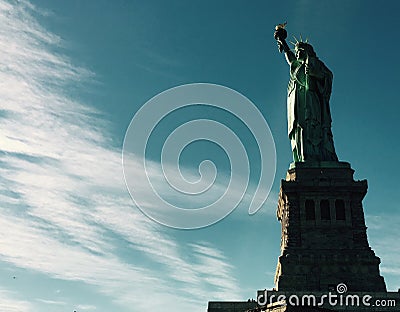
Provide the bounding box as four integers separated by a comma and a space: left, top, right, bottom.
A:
35, 299, 66, 306
0, 0, 241, 311
76, 304, 97, 311
0, 289, 32, 312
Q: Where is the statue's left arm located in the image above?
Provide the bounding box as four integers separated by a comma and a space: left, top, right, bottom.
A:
305, 58, 324, 79
306, 58, 333, 98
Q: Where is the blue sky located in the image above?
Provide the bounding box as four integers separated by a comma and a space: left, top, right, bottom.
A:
0, 0, 399, 311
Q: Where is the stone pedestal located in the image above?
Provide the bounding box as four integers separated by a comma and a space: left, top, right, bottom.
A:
274, 162, 386, 292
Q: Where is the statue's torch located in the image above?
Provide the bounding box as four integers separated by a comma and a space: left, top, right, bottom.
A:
274, 22, 287, 53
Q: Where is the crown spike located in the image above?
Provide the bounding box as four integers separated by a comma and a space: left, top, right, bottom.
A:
300, 34, 303, 42
292, 35, 299, 44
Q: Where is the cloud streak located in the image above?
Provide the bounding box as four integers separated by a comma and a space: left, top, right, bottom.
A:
0, 0, 242, 311
0, 290, 32, 312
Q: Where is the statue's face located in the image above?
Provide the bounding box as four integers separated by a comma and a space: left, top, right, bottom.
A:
295, 48, 307, 61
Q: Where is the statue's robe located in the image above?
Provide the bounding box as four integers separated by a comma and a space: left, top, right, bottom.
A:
287, 57, 338, 162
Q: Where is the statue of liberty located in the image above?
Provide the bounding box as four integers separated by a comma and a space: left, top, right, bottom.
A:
274, 23, 338, 162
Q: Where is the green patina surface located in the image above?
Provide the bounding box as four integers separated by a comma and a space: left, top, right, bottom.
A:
275, 26, 339, 163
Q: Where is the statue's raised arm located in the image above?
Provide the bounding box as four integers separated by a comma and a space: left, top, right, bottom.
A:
274, 23, 338, 163
274, 22, 295, 65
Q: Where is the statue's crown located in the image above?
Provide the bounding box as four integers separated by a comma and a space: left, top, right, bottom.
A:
291, 36, 316, 57
291, 35, 309, 48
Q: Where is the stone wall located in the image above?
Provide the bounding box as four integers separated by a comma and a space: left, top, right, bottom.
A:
274, 162, 386, 292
